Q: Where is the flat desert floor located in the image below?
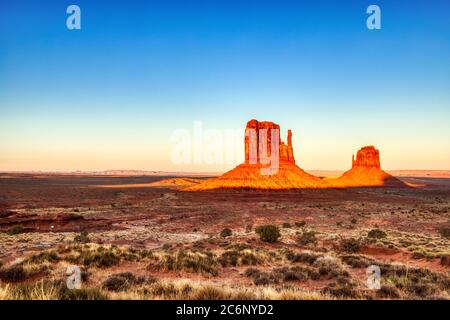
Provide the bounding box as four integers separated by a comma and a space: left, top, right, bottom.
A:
0, 174, 449, 300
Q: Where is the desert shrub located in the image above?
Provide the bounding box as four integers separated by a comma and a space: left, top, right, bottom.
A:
438, 224, 450, 239
74, 231, 90, 243
340, 255, 375, 268
59, 285, 107, 300
255, 225, 280, 243
3, 280, 62, 299
66, 249, 120, 268
405, 283, 439, 298
246, 269, 280, 286
275, 266, 320, 281
245, 224, 253, 233
102, 272, 137, 292
282, 222, 291, 228
191, 286, 227, 300
7, 225, 24, 235
367, 228, 387, 239
156, 250, 219, 276
322, 276, 362, 299
296, 230, 317, 246
287, 251, 320, 265
218, 249, 263, 267
313, 256, 348, 278
340, 238, 361, 253
376, 284, 401, 299
351, 218, 357, 224
295, 221, 306, 228
28, 251, 60, 264
0, 264, 27, 282
220, 228, 232, 238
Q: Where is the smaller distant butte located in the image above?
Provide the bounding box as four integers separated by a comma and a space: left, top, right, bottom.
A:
185, 119, 408, 191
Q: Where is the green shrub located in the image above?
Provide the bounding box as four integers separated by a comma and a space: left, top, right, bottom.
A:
220, 228, 232, 238
102, 272, 138, 292
367, 228, 387, 239
157, 250, 219, 276
8, 225, 25, 235
28, 251, 61, 264
287, 251, 320, 265
296, 230, 317, 246
255, 225, 280, 243
74, 231, 90, 243
282, 222, 291, 228
376, 284, 401, 299
340, 238, 361, 253
0, 264, 27, 282
295, 221, 306, 228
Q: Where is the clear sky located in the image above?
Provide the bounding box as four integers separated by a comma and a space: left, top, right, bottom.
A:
0, 0, 449, 172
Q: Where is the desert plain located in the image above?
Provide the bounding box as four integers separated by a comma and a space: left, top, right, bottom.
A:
0, 171, 449, 300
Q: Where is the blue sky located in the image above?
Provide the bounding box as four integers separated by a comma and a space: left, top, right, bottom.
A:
0, 0, 449, 171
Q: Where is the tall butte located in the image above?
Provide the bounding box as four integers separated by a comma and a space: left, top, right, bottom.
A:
185, 121, 407, 190
186, 119, 326, 190
329, 146, 406, 187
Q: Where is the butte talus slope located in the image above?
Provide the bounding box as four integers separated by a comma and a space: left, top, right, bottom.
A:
185, 120, 407, 191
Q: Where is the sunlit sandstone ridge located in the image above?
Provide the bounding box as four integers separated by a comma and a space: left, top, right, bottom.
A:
185, 120, 407, 190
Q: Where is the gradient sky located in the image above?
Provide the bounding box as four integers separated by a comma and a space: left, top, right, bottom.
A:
0, 0, 449, 172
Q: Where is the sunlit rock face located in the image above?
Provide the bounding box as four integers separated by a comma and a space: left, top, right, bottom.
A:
330, 146, 406, 188
187, 119, 325, 190
352, 146, 381, 169
185, 121, 408, 191
244, 119, 295, 165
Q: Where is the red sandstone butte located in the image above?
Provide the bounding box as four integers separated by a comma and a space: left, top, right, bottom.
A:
187, 119, 326, 190
185, 121, 407, 190
330, 146, 406, 188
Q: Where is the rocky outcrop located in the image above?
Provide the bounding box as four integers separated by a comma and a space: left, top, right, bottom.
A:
185, 121, 408, 191
352, 146, 380, 169
244, 119, 295, 164
330, 146, 407, 188
187, 120, 326, 190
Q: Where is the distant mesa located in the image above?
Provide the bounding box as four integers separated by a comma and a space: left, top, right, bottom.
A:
185, 119, 408, 190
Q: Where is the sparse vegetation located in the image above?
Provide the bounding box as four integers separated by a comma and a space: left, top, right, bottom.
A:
150, 249, 219, 276
296, 230, 317, 246
220, 228, 232, 238
7, 225, 24, 235
340, 238, 361, 253
295, 221, 306, 228
367, 228, 387, 239
255, 225, 281, 243
74, 231, 90, 243
282, 222, 291, 228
